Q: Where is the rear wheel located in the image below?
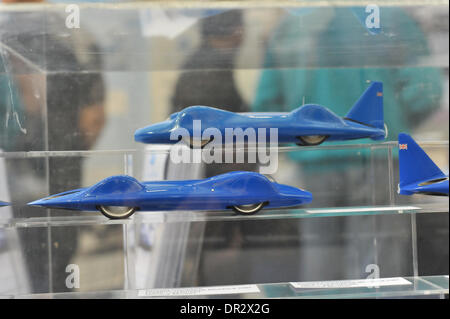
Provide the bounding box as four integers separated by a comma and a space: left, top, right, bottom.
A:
296, 135, 327, 146
232, 202, 265, 215
99, 206, 136, 219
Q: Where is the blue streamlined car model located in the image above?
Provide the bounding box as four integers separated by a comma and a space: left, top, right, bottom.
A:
398, 133, 449, 196
28, 171, 312, 219
135, 82, 386, 148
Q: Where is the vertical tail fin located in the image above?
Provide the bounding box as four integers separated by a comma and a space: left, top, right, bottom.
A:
345, 81, 384, 131
398, 133, 445, 187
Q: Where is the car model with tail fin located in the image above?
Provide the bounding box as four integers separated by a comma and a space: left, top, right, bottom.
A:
135, 82, 387, 148
398, 133, 449, 196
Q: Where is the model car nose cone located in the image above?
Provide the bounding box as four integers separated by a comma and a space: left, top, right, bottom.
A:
28, 197, 65, 208
27, 199, 45, 206
28, 189, 84, 208
134, 121, 174, 144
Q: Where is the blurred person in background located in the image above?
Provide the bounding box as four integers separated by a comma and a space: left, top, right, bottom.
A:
0, 0, 105, 292
172, 10, 256, 286
172, 10, 248, 115
172, 10, 309, 287
171, 10, 251, 176
252, 7, 446, 279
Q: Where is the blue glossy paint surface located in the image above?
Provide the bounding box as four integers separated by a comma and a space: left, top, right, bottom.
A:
0, 201, 9, 206
28, 172, 313, 212
135, 82, 386, 145
398, 133, 449, 196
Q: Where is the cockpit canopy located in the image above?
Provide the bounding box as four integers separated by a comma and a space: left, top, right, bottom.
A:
293, 104, 343, 124
87, 176, 144, 196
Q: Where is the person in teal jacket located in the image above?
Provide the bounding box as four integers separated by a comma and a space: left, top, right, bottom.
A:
251, 7, 444, 280
253, 6, 442, 192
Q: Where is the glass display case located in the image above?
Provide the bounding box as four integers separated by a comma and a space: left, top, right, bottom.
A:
0, 0, 448, 298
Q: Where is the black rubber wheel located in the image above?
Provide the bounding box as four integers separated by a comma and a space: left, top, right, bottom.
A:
232, 202, 265, 215
296, 135, 328, 146
98, 206, 136, 219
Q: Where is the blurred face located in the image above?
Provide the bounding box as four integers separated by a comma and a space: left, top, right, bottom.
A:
78, 104, 106, 149
209, 28, 244, 49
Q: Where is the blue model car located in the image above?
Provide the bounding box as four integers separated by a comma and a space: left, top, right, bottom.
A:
135, 81, 386, 148
398, 133, 449, 196
0, 201, 9, 206
28, 171, 313, 219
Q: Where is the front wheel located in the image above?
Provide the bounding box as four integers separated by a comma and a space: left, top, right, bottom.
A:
232, 202, 265, 215
182, 136, 213, 149
296, 135, 328, 146
98, 206, 136, 219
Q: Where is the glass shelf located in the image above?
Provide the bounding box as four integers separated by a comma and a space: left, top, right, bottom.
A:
0, 141, 448, 218
0, 140, 447, 158
0, 204, 447, 228
5, 275, 448, 299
